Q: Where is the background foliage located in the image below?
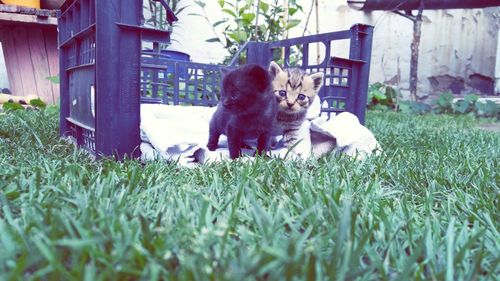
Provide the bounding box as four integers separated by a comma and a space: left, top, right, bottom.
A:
367, 83, 500, 119
192, 0, 303, 59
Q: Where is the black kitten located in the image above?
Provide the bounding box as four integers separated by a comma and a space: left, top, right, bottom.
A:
207, 64, 278, 159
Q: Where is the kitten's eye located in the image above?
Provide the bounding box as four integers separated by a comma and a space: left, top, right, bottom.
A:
278, 90, 287, 97
297, 94, 306, 101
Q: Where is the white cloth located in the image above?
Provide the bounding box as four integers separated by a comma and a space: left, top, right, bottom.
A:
310, 113, 382, 159
140, 102, 381, 166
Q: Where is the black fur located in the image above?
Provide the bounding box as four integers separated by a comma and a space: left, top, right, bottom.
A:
207, 64, 278, 159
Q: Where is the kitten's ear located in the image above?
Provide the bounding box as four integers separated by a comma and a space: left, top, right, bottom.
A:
309, 72, 324, 91
268, 61, 283, 78
248, 65, 270, 91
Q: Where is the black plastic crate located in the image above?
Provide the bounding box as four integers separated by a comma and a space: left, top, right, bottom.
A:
59, 0, 373, 159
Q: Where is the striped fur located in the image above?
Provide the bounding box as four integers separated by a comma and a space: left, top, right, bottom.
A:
269, 61, 324, 151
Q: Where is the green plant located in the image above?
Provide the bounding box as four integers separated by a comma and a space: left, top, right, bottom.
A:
192, 0, 303, 61
2, 99, 48, 112
431, 92, 454, 114
144, 0, 187, 30
2, 102, 24, 111
475, 100, 500, 118
398, 100, 432, 114
143, 0, 189, 49
367, 83, 397, 110
366, 83, 438, 114
381, 91, 499, 119
29, 99, 47, 109
431, 93, 499, 118
453, 94, 478, 114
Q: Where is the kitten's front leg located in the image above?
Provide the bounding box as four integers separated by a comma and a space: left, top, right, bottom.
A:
207, 117, 221, 151
207, 134, 220, 151
255, 131, 272, 157
227, 126, 243, 159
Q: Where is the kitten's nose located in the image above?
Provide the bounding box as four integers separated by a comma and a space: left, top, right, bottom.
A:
287, 102, 294, 108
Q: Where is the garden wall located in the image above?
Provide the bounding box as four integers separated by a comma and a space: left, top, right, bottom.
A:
315, 4, 499, 99
175, 0, 499, 98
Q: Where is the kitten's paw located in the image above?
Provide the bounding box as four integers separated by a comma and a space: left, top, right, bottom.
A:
206, 142, 218, 151
229, 149, 243, 159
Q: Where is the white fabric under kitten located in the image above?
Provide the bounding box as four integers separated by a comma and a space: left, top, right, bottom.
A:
140, 98, 381, 166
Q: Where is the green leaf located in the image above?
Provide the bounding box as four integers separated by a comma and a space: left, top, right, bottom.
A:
228, 30, 248, 43
432, 92, 454, 113
259, 1, 269, 13
206, 37, 221, 43
46, 75, 60, 84
368, 86, 386, 104
54, 238, 104, 248
373, 91, 387, 101
4, 185, 19, 200
398, 100, 412, 113
175, 6, 188, 15
241, 13, 256, 24
464, 94, 478, 103
410, 101, 432, 114
384, 86, 397, 101
453, 100, 470, 114
238, 5, 249, 16
213, 19, 227, 27
222, 8, 237, 18
217, 0, 225, 8
454, 229, 486, 265
14, 114, 43, 148
436, 92, 454, 107
475, 100, 500, 117
285, 19, 301, 30
262, 246, 288, 260
193, 0, 205, 8
446, 217, 455, 281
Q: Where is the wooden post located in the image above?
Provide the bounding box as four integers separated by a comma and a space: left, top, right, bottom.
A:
254, 0, 260, 41
283, 0, 289, 39
281, 0, 289, 62
409, 1, 424, 101
394, 0, 424, 101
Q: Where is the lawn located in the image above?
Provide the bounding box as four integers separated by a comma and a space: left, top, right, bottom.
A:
0, 108, 498, 280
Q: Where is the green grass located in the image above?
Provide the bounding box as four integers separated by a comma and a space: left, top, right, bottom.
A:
0, 109, 499, 280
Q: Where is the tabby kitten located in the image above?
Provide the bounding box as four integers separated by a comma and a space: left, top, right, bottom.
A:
269, 61, 324, 156
207, 64, 278, 159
